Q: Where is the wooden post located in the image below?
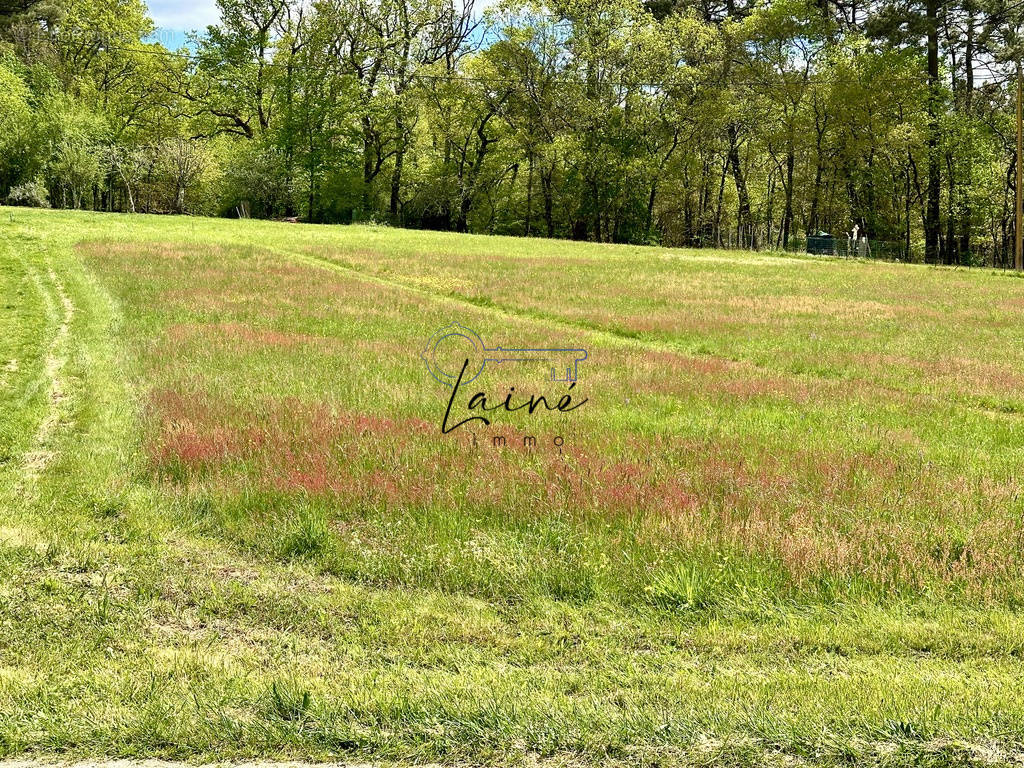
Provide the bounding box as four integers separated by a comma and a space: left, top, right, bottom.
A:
1016, 61, 1023, 271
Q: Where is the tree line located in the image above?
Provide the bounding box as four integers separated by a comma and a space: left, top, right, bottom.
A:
3, 0, 1024, 264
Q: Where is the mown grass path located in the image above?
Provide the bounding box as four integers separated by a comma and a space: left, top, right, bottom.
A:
4, 208, 1024, 767
19, 265, 75, 480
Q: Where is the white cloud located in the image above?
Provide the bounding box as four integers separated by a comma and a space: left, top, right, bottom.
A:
148, 0, 220, 33
146, 0, 496, 45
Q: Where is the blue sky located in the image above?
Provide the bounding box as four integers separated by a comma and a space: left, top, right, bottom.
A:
145, 0, 217, 48
149, 0, 219, 32
147, 0, 496, 44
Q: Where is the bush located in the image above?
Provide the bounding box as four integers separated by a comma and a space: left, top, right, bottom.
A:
7, 179, 50, 208
219, 141, 293, 219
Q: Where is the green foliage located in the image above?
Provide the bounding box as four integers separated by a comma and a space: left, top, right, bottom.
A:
0, 54, 35, 189
0, 56, 30, 141
0, 0, 1020, 263
52, 138, 103, 208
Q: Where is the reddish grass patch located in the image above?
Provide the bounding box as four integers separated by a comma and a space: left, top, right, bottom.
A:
89, 238, 1024, 595
167, 322, 334, 350
147, 388, 435, 497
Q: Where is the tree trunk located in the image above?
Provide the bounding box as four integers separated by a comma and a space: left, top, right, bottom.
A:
390, 115, 406, 221
118, 166, 136, 214
727, 123, 755, 249
542, 163, 555, 237
698, 156, 712, 244
925, 0, 941, 264
782, 144, 795, 249
684, 190, 695, 246
714, 154, 728, 246
946, 152, 958, 264
525, 151, 534, 236
959, 12, 975, 261
809, 136, 824, 233
646, 181, 658, 243
361, 116, 376, 214
905, 162, 912, 260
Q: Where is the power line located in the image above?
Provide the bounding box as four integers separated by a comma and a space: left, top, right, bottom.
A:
20, 24, 1018, 91
63, 37, 980, 91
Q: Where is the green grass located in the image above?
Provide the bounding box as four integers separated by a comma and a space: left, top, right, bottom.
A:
3, 206, 1024, 766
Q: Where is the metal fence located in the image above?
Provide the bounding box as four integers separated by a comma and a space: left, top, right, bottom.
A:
685, 227, 1022, 270
801, 238, 1020, 269
805, 235, 909, 261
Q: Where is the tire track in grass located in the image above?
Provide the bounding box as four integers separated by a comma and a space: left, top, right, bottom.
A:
270, 245, 884, 364
279, 246, 1024, 427
271, 246, 917, 402
19, 264, 75, 481
275, 246, 664, 352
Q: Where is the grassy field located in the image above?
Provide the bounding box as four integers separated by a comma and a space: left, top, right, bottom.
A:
3, 206, 1024, 767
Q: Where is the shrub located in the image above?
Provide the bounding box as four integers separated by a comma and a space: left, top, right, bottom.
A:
7, 179, 50, 208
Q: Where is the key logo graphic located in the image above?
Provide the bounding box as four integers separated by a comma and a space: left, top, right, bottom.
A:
421, 323, 588, 388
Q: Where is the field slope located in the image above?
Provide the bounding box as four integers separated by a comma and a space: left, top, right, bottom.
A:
2, 207, 1024, 767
